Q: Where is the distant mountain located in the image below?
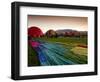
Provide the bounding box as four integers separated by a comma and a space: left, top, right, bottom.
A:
56, 29, 78, 34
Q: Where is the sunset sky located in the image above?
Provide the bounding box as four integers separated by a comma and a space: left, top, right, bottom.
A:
28, 15, 88, 33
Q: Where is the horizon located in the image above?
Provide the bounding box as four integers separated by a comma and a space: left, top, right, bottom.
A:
28, 15, 88, 33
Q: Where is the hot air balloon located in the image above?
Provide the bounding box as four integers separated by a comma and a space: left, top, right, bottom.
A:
28, 26, 44, 38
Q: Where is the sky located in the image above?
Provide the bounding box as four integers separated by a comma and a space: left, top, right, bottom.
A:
28, 15, 88, 33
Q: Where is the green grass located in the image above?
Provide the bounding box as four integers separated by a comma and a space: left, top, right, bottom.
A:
33, 37, 87, 49
34, 37, 87, 44
71, 47, 87, 56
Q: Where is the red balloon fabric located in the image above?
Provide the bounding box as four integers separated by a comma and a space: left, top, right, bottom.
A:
28, 26, 43, 38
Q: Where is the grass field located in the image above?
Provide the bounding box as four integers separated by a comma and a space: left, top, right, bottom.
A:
28, 37, 88, 66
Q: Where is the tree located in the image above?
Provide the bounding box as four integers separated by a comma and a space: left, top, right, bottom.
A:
45, 29, 57, 38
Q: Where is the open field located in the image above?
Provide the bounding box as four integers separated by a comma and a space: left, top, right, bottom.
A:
28, 37, 88, 66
